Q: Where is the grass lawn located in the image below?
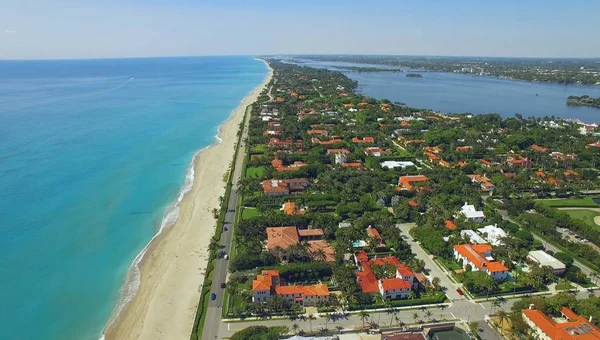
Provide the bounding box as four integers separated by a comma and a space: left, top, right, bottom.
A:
564, 209, 600, 228
537, 197, 599, 208
437, 258, 462, 271
241, 207, 260, 220
250, 144, 268, 153
245, 166, 265, 178
556, 281, 575, 291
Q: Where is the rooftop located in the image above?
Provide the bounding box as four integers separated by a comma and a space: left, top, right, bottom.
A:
523, 307, 600, 339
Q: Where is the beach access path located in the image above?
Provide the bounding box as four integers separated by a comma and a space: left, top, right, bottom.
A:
201, 104, 252, 340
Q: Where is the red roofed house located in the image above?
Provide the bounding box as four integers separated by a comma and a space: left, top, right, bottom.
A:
531, 144, 548, 153
252, 270, 329, 306
398, 175, 428, 191
354, 251, 415, 299
467, 174, 495, 192
480, 159, 493, 167
353, 136, 375, 144
281, 201, 306, 215
445, 220, 457, 230
271, 158, 308, 172
307, 129, 328, 137
366, 226, 386, 248
265, 226, 335, 262
268, 137, 303, 149
456, 146, 472, 152
326, 148, 351, 156
262, 178, 309, 196
586, 141, 600, 149
453, 244, 508, 280
522, 306, 600, 340
439, 159, 451, 168
364, 147, 389, 157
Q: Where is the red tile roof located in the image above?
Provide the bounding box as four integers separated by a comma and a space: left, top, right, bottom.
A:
454, 244, 508, 273
445, 220, 457, 230
326, 148, 350, 155
531, 144, 548, 153
522, 307, 600, 340
353, 137, 375, 144
398, 175, 428, 190
380, 278, 412, 291
266, 226, 300, 250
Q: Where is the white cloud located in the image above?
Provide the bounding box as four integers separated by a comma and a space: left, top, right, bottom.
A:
4, 29, 18, 35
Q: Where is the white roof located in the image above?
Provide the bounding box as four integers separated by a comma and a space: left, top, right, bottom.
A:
527, 250, 566, 270
477, 224, 506, 246
460, 202, 485, 219
460, 230, 486, 244
380, 161, 416, 169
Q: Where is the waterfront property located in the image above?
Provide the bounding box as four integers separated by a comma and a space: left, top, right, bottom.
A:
453, 244, 508, 280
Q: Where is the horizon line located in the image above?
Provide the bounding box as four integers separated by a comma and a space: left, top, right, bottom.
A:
2, 53, 600, 62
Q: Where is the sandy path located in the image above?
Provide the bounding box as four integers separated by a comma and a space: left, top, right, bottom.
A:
103, 60, 272, 340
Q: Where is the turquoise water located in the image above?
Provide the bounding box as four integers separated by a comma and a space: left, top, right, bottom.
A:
293, 59, 600, 123
0, 56, 266, 339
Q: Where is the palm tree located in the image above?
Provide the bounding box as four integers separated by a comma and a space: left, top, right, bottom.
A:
496, 310, 509, 335
313, 248, 327, 262
395, 315, 405, 329
468, 321, 479, 335
412, 312, 419, 323
292, 323, 299, 335
324, 312, 332, 330
431, 277, 441, 291
374, 293, 384, 325
358, 310, 370, 329
307, 313, 316, 333
425, 310, 432, 322
490, 299, 501, 314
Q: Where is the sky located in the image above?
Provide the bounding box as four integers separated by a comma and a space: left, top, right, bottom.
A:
2, 0, 600, 59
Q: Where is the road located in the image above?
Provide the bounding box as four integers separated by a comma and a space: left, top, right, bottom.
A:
201, 106, 251, 340
497, 209, 598, 277
395, 223, 464, 302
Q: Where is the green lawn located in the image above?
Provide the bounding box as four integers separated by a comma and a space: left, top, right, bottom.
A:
537, 197, 599, 208
250, 144, 268, 153
437, 258, 462, 271
245, 166, 265, 178
556, 281, 575, 291
564, 209, 600, 228
241, 207, 260, 220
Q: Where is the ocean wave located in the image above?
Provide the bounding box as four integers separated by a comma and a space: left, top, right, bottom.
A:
101, 147, 202, 337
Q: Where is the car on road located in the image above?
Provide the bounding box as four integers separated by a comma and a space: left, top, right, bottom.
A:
210, 293, 216, 301
224, 227, 228, 231
220, 282, 226, 288
227, 209, 235, 212
456, 288, 463, 295
224, 254, 229, 260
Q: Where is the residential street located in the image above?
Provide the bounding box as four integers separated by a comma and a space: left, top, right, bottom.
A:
201, 107, 251, 340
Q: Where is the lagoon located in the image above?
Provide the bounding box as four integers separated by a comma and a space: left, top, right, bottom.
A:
293, 59, 600, 123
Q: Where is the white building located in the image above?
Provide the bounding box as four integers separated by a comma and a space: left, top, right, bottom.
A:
477, 224, 507, 246
460, 230, 486, 244
380, 160, 417, 169
457, 202, 486, 223
453, 244, 509, 281
527, 250, 566, 275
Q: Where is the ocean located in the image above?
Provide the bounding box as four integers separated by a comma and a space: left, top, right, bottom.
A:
0, 56, 267, 340
293, 59, 600, 123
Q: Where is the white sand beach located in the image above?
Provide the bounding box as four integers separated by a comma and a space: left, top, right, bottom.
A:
103, 60, 272, 340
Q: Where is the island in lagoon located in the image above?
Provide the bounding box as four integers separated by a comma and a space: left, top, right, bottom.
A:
406, 73, 423, 78
567, 95, 600, 108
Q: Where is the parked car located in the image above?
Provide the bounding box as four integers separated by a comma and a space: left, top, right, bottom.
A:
210, 293, 216, 301
456, 288, 464, 295
220, 282, 226, 288
224, 254, 229, 260
224, 227, 228, 231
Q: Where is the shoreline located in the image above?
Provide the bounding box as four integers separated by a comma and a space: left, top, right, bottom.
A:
102, 58, 272, 340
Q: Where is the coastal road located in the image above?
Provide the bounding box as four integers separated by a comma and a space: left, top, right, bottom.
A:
201, 106, 252, 340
